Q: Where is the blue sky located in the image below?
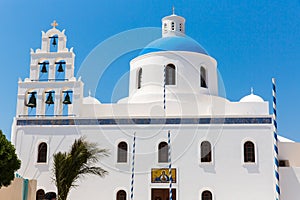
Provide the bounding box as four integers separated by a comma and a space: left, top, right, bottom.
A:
0, 1, 300, 141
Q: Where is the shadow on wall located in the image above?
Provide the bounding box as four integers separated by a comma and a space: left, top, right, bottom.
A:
280, 167, 300, 200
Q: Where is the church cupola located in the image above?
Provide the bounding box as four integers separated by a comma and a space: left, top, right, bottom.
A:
162, 7, 186, 37
124, 11, 219, 105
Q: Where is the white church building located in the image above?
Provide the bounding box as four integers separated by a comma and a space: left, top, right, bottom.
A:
11, 12, 300, 200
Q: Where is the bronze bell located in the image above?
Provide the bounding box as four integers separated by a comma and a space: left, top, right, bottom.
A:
40, 62, 47, 73
57, 63, 64, 72
45, 92, 54, 105
26, 92, 36, 108
63, 92, 72, 104
52, 37, 57, 46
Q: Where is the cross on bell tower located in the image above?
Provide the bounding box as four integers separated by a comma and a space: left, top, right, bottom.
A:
51, 20, 58, 28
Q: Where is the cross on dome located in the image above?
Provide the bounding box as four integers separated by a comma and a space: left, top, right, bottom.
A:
172, 6, 175, 15
51, 20, 58, 29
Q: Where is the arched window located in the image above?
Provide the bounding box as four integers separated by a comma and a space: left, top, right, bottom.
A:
165, 64, 176, 85
200, 66, 207, 88
202, 190, 212, 200
164, 23, 167, 31
116, 190, 127, 200
37, 142, 47, 163
244, 141, 255, 163
179, 23, 183, 32
137, 68, 142, 89
117, 142, 128, 163
44, 192, 56, 200
201, 141, 212, 162
171, 22, 175, 30
158, 142, 168, 163
36, 189, 45, 200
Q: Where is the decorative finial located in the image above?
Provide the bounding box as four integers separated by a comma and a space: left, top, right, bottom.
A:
251, 87, 254, 94
51, 20, 58, 28
88, 90, 91, 97
172, 5, 175, 15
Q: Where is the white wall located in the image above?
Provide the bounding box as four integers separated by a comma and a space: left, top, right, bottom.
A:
128, 51, 218, 103
280, 167, 300, 200
13, 123, 275, 200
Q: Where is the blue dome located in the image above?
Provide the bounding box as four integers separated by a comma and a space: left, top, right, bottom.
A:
139, 36, 207, 56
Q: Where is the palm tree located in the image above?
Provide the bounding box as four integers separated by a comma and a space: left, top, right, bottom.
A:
53, 137, 109, 200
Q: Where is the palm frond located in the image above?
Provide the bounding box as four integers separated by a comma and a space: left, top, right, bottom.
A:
52, 137, 109, 200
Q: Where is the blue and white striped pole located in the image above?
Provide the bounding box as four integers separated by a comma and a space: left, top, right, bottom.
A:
272, 78, 280, 200
164, 65, 172, 200
168, 130, 173, 200
130, 132, 136, 200
163, 65, 166, 110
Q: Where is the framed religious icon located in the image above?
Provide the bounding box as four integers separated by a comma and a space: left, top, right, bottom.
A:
151, 168, 176, 183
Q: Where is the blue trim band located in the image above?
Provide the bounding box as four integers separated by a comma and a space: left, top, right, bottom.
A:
16, 117, 272, 126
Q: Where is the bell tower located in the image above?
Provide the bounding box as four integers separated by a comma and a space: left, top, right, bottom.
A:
16, 21, 83, 117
